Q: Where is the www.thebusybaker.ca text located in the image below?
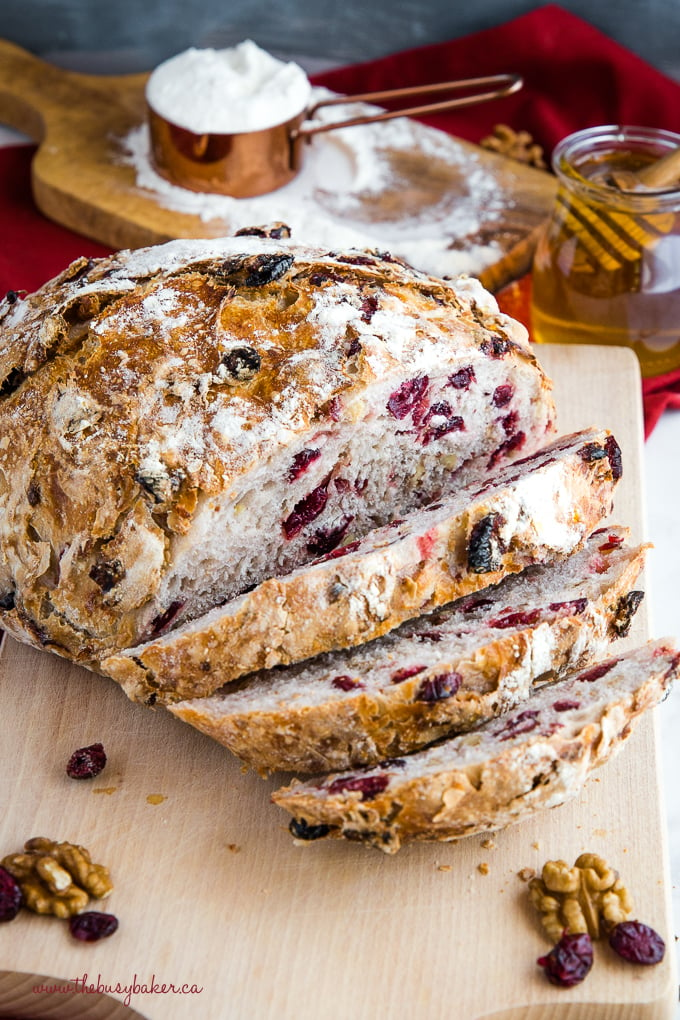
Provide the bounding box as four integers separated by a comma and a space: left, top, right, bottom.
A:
32, 973, 204, 1008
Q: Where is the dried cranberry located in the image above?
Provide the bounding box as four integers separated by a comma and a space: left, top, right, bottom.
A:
288, 448, 321, 482
537, 932, 593, 987
612, 590, 644, 637
487, 431, 526, 469
69, 911, 119, 942
553, 699, 581, 712
283, 476, 331, 539
501, 410, 519, 435
578, 442, 607, 463
490, 608, 542, 629
578, 660, 616, 683
360, 294, 379, 322
492, 384, 514, 407
0, 866, 23, 922
66, 742, 107, 780
548, 598, 588, 616
462, 597, 495, 614
598, 533, 625, 552
468, 513, 504, 573
327, 774, 389, 800
422, 416, 465, 445
480, 336, 510, 358
446, 367, 475, 389
289, 818, 331, 841
386, 376, 429, 420
149, 600, 184, 637
416, 671, 461, 702
315, 538, 361, 562
347, 337, 363, 356
331, 675, 364, 692
391, 664, 428, 684
242, 253, 294, 286
220, 346, 261, 382
496, 709, 540, 741
306, 515, 354, 557
609, 921, 665, 965
88, 559, 124, 593
605, 435, 623, 480
326, 396, 343, 421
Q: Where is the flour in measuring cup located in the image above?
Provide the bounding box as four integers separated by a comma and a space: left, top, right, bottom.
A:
145, 41, 312, 134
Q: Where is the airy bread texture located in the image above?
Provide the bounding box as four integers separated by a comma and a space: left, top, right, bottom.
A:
272, 640, 679, 853
0, 238, 555, 667
169, 527, 647, 774
102, 426, 621, 704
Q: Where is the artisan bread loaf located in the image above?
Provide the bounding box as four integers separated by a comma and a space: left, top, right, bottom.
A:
169, 527, 647, 773
272, 639, 679, 853
0, 238, 555, 667
102, 426, 622, 704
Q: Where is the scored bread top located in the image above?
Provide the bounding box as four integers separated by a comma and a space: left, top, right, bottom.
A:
0, 237, 554, 666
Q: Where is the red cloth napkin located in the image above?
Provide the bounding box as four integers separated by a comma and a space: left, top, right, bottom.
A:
1, 3, 680, 434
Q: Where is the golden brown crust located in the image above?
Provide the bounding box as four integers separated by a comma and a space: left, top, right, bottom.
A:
103, 427, 620, 704
167, 539, 648, 773
272, 642, 678, 853
0, 238, 554, 667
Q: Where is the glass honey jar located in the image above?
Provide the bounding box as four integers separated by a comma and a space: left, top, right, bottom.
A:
531, 126, 680, 377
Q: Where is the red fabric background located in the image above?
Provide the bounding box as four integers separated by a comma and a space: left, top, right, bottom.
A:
1, 3, 680, 434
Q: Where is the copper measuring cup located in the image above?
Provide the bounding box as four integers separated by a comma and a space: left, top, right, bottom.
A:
147, 72, 523, 198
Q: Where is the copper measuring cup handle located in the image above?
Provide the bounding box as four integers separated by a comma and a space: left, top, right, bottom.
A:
292, 73, 523, 141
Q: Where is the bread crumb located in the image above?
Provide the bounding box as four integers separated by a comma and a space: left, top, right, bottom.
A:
478, 862, 489, 876
146, 793, 167, 805
227, 843, 241, 853
532, 841, 541, 850
480, 838, 496, 850
92, 786, 118, 795
438, 864, 452, 872
517, 867, 535, 882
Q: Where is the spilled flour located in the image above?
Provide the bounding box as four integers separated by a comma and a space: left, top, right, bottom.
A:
119, 90, 506, 279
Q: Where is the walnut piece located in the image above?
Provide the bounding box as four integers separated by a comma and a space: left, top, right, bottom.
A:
480, 124, 547, 170
1, 837, 113, 919
528, 853, 633, 942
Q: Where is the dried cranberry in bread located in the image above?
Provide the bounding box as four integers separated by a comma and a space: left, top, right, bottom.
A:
0, 238, 554, 666
103, 426, 621, 705
169, 527, 647, 773
273, 639, 679, 853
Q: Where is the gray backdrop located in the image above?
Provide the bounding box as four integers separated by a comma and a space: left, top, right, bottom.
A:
2, 1, 679, 79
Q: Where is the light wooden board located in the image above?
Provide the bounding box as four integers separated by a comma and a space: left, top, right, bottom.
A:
0, 343, 676, 1020
0, 38, 555, 290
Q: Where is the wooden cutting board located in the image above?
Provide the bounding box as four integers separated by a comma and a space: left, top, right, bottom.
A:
0, 38, 555, 290
0, 344, 676, 1020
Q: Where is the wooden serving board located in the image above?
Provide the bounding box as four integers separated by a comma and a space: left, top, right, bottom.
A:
0, 38, 555, 290
0, 344, 676, 1020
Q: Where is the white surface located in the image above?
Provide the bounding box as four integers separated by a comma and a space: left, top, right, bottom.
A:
0, 121, 679, 1008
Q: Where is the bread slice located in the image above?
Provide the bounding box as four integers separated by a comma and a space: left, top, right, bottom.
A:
0, 238, 555, 666
169, 527, 647, 773
102, 426, 622, 705
272, 639, 678, 853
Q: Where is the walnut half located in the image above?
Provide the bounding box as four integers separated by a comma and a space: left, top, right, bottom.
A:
528, 852, 633, 942
1, 837, 113, 919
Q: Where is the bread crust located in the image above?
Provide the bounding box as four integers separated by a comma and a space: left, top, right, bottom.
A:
103, 427, 621, 704
0, 239, 554, 666
168, 532, 647, 773
272, 641, 679, 853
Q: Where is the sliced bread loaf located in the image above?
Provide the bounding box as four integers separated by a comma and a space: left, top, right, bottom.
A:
102, 426, 622, 704
272, 639, 678, 853
169, 527, 647, 773
0, 238, 555, 667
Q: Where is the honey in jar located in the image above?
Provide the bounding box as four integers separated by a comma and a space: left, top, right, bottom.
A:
531, 126, 680, 377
